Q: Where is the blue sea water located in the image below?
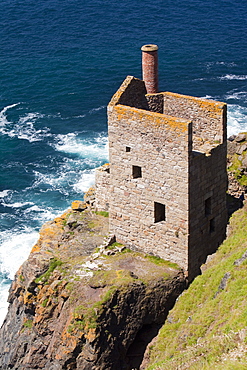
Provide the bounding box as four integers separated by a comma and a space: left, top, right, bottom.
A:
0, 0, 247, 324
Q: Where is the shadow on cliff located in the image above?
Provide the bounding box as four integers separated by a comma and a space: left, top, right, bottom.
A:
125, 323, 160, 370
227, 193, 245, 218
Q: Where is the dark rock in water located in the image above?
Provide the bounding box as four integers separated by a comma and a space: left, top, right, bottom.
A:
0, 203, 185, 370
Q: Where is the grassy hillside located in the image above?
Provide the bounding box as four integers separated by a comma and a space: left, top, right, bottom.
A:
147, 204, 247, 370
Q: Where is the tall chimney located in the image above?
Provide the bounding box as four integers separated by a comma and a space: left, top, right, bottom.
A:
141, 44, 159, 94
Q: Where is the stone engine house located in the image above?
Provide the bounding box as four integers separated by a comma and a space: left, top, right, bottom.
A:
95, 45, 228, 280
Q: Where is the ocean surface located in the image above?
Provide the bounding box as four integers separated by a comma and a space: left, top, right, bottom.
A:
0, 0, 247, 325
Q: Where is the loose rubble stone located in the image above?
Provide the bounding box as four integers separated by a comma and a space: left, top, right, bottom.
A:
235, 133, 246, 142
71, 200, 87, 211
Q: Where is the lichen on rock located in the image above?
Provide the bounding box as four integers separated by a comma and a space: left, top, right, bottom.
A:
0, 201, 185, 370
228, 132, 247, 196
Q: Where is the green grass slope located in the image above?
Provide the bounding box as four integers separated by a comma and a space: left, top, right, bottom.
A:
147, 204, 247, 370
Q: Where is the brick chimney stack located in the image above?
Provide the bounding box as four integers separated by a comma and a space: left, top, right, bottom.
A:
141, 44, 159, 94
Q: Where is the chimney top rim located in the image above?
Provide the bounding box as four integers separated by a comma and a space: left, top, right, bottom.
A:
141, 44, 158, 52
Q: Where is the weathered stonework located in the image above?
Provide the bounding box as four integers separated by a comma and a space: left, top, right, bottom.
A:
96, 75, 227, 280
95, 163, 110, 212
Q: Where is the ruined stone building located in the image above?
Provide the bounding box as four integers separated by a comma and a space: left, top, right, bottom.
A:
95, 45, 228, 280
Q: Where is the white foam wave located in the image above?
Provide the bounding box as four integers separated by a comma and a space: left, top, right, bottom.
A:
0, 281, 11, 326
0, 106, 52, 142
59, 105, 106, 120
193, 78, 206, 81
2, 201, 34, 209
220, 74, 247, 81
0, 190, 11, 198
60, 114, 86, 120
32, 169, 72, 196
0, 227, 40, 325
73, 114, 86, 118
53, 133, 108, 159
0, 103, 20, 127
9, 113, 50, 142
73, 170, 96, 193
32, 162, 96, 197
227, 104, 247, 137
23, 206, 63, 225
200, 95, 214, 100
0, 228, 39, 280
205, 61, 237, 70
216, 62, 237, 67
24, 205, 48, 213
89, 105, 106, 114
224, 91, 247, 103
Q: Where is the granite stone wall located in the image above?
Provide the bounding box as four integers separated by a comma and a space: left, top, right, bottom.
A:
188, 144, 228, 276
162, 91, 227, 149
96, 75, 227, 280
95, 163, 110, 212
106, 76, 192, 270
146, 93, 164, 113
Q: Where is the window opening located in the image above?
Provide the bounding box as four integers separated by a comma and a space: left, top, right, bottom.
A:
132, 165, 142, 178
126, 146, 131, 152
210, 218, 215, 233
154, 202, 166, 223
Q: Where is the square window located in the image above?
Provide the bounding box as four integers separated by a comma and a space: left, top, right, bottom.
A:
126, 146, 131, 152
154, 202, 166, 223
132, 165, 142, 178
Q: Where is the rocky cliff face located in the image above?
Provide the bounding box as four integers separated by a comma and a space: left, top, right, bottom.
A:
0, 200, 185, 370
228, 132, 247, 198
226, 133, 247, 215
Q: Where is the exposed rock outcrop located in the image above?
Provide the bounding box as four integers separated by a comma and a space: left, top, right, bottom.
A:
227, 132, 247, 198
227, 133, 247, 214
0, 203, 185, 370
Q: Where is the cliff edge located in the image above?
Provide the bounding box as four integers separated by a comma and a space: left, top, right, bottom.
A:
0, 198, 185, 370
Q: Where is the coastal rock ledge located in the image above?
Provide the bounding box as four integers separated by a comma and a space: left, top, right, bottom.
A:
0, 200, 185, 370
